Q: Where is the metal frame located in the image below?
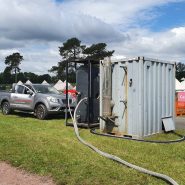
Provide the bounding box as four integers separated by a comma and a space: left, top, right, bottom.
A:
65, 59, 99, 128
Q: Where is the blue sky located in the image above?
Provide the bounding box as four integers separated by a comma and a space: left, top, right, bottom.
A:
148, 1, 185, 31
0, 0, 185, 74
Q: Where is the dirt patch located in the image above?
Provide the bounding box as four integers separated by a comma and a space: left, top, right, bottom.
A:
0, 162, 55, 185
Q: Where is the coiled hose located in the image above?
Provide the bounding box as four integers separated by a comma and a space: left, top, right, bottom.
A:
69, 97, 179, 185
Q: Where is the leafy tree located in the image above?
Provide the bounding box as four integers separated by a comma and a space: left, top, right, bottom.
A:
38, 74, 52, 83
49, 61, 66, 81
50, 37, 85, 83
176, 62, 185, 82
5, 52, 24, 82
59, 37, 85, 61
1, 69, 53, 85
0, 72, 3, 84
15, 72, 53, 84
23, 72, 38, 83
50, 38, 114, 83
83, 43, 114, 60
17, 72, 27, 82
2, 67, 13, 84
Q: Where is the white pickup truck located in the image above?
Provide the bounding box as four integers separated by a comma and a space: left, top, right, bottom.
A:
0, 83, 75, 119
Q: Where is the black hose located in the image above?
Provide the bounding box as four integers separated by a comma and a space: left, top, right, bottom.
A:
90, 129, 185, 144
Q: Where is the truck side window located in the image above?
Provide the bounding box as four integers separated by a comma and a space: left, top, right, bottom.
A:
15, 85, 24, 94
24, 87, 30, 94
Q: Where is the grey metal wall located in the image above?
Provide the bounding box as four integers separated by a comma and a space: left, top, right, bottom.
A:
100, 57, 175, 138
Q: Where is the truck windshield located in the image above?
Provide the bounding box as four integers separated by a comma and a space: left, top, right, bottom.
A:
33, 85, 60, 94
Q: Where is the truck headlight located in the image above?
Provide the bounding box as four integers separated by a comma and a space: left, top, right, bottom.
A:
47, 96, 59, 103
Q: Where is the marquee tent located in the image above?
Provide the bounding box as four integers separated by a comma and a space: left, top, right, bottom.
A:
25, 80, 32, 85
17, 81, 23, 85
54, 80, 65, 91
42, 80, 49, 85
180, 80, 185, 91
176, 79, 185, 91
64, 80, 73, 89
54, 80, 73, 91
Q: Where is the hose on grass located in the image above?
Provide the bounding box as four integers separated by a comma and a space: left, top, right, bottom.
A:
68, 97, 179, 185
90, 128, 185, 144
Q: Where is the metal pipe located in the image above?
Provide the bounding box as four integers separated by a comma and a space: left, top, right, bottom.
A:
87, 60, 91, 127
102, 57, 112, 117
65, 60, 69, 126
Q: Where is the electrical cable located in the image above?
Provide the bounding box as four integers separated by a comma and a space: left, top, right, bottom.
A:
68, 97, 179, 185
90, 128, 185, 144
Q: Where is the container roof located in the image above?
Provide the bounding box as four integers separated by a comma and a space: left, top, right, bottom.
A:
111, 56, 175, 65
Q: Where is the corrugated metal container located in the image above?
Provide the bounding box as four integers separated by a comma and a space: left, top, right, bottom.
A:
100, 57, 176, 138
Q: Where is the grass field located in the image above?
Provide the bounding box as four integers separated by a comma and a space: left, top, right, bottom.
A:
0, 112, 185, 185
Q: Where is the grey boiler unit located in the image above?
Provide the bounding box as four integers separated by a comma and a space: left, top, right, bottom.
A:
76, 64, 99, 124
100, 57, 176, 138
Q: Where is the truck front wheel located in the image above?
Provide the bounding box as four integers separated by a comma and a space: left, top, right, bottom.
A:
35, 104, 48, 120
1, 101, 11, 115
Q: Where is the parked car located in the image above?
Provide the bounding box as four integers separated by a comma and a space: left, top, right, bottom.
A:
0, 83, 75, 119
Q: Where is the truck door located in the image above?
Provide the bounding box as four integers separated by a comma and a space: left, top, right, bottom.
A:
11, 85, 34, 111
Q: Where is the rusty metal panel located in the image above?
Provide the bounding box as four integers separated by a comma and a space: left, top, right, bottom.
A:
100, 57, 175, 138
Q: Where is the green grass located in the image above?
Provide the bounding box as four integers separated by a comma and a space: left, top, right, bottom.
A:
0, 112, 185, 185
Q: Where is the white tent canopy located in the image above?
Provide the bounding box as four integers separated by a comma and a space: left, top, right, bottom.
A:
57, 80, 63, 83
17, 80, 23, 85
181, 80, 185, 90
54, 80, 65, 91
42, 80, 49, 85
176, 79, 185, 91
64, 80, 73, 89
54, 80, 73, 91
25, 80, 32, 85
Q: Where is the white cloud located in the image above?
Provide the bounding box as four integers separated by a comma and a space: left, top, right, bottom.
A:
21, 51, 60, 74
111, 26, 185, 62
0, 0, 125, 45
0, 0, 185, 74
61, 0, 183, 26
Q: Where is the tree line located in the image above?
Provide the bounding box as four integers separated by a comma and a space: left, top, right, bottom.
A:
0, 37, 185, 85
0, 37, 114, 85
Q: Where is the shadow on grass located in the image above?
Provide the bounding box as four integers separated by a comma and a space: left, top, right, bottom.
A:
10, 111, 68, 120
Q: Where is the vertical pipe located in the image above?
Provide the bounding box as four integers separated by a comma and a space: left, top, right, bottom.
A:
65, 60, 69, 126
165, 64, 168, 117
148, 62, 152, 135
87, 60, 91, 127
157, 63, 160, 133
102, 57, 112, 117
138, 57, 144, 137
146, 63, 150, 135
173, 64, 176, 126
153, 62, 157, 134
143, 61, 147, 136
100, 61, 104, 131
124, 62, 128, 135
